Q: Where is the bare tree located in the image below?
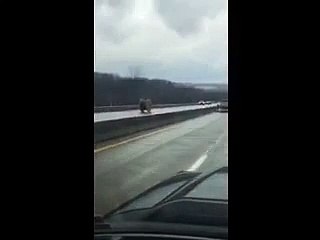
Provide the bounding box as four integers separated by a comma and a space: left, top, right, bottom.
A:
128, 65, 142, 78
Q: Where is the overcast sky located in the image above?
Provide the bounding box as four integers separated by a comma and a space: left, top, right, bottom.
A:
95, 0, 228, 83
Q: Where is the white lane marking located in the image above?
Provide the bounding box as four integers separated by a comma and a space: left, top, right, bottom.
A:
188, 151, 208, 171
187, 133, 225, 171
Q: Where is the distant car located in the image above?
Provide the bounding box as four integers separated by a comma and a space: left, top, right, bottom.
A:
95, 167, 228, 240
217, 100, 228, 112
198, 101, 205, 105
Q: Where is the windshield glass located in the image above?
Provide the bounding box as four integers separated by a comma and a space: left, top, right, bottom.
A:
94, 0, 228, 226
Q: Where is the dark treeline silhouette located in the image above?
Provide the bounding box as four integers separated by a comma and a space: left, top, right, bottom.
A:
94, 72, 228, 106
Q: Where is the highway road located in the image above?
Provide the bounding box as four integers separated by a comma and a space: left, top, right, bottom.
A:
94, 104, 217, 122
94, 112, 228, 215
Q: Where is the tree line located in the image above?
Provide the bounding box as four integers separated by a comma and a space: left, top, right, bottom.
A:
94, 72, 228, 106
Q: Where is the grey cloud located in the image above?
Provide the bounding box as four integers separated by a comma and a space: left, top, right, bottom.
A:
108, 0, 132, 8
95, 0, 227, 83
95, 0, 134, 43
96, 0, 131, 8
154, 0, 225, 36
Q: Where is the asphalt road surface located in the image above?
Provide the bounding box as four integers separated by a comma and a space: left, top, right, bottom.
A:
94, 104, 217, 122
94, 112, 228, 215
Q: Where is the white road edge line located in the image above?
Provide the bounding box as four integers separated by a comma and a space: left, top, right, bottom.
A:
94, 124, 178, 153
187, 133, 225, 171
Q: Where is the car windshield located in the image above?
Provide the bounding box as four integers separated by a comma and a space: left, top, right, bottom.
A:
94, 0, 228, 229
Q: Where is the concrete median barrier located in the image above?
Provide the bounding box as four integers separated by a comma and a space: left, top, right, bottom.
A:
94, 103, 199, 113
94, 106, 217, 143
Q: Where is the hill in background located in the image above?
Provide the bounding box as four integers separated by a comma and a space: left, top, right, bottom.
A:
94, 72, 228, 106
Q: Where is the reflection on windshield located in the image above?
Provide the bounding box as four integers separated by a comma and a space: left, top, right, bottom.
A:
116, 180, 188, 213
186, 172, 228, 200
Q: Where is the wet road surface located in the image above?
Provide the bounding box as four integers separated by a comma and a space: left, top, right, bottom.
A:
94, 112, 227, 215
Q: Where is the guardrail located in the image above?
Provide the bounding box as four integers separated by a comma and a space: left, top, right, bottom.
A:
94, 106, 217, 144
94, 103, 199, 113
